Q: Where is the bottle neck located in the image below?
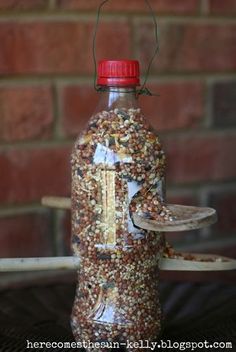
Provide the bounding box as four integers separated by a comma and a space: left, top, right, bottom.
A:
96, 86, 139, 111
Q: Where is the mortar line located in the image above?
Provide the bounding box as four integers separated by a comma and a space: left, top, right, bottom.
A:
132, 15, 236, 25
167, 181, 236, 198
0, 72, 236, 85
166, 179, 236, 192
54, 209, 68, 256
200, 0, 209, 16
177, 235, 236, 252
52, 209, 62, 256
0, 12, 235, 22
0, 13, 125, 22
198, 184, 211, 239
45, 208, 58, 257
199, 182, 236, 194
160, 126, 236, 138
0, 139, 73, 151
51, 80, 63, 139
48, 0, 57, 10
204, 79, 214, 128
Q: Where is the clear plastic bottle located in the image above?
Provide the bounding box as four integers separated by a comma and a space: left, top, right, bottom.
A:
71, 60, 169, 351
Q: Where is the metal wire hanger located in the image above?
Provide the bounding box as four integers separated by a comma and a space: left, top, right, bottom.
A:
92, 0, 160, 97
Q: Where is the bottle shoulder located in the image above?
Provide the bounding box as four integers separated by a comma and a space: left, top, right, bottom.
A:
73, 107, 162, 150
71, 107, 165, 176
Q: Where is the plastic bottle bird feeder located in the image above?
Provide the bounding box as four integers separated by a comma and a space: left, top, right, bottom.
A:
42, 59, 233, 351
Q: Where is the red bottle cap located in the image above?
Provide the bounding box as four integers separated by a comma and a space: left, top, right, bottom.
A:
97, 60, 140, 87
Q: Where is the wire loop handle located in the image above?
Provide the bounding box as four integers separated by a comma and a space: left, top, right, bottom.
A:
93, 0, 160, 96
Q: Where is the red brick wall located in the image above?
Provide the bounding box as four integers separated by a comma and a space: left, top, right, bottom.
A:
0, 0, 235, 259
